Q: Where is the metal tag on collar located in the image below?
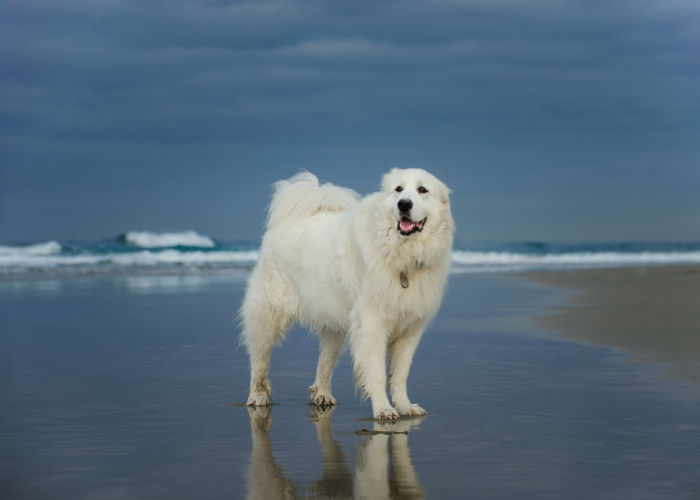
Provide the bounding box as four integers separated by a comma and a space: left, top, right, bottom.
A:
400, 271, 409, 288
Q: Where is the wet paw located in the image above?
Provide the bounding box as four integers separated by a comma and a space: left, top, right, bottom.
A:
397, 403, 427, 416
246, 391, 271, 406
309, 384, 337, 407
374, 406, 399, 420
247, 378, 271, 406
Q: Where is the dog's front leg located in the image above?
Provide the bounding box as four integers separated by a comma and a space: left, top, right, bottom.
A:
349, 312, 398, 420
389, 324, 427, 416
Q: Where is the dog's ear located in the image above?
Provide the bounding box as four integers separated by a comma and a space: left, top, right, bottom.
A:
381, 168, 400, 192
440, 184, 452, 205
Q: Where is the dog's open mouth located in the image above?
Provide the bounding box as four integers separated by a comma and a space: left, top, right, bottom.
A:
398, 217, 426, 236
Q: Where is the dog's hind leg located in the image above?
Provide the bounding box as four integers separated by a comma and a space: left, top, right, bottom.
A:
309, 329, 345, 407
240, 268, 295, 406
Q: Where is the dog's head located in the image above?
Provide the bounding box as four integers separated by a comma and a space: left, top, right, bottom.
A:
381, 168, 453, 240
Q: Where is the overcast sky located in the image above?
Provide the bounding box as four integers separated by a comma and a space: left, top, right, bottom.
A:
1, 0, 699, 244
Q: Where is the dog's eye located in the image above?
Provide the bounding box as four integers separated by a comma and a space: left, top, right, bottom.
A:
418, 186, 428, 194
395, 186, 403, 192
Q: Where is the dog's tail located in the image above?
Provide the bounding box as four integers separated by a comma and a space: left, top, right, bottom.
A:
266, 171, 360, 229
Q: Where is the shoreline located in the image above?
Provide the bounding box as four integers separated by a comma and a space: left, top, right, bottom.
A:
2, 261, 699, 281
517, 265, 700, 391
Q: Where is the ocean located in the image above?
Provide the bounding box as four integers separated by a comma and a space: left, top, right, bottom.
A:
2, 230, 700, 279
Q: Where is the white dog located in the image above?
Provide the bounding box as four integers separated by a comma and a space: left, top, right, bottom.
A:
240, 168, 454, 419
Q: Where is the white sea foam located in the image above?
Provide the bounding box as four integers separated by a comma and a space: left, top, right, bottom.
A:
450, 250, 700, 271
2, 246, 700, 275
124, 230, 215, 248
106, 250, 259, 266
0, 241, 62, 256
0, 249, 259, 270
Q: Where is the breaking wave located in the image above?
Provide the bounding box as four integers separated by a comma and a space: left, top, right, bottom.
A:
1, 234, 699, 278
0, 241, 62, 256
123, 230, 215, 248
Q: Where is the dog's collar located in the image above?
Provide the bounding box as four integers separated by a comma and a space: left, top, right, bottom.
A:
400, 271, 409, 288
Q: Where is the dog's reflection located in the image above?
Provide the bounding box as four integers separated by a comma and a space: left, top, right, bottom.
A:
245, 406, 425, 499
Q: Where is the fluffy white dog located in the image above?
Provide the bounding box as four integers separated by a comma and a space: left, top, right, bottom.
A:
240, 168, 454, 419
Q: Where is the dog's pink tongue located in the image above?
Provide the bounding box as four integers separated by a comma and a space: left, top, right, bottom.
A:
400, 219, 414, 232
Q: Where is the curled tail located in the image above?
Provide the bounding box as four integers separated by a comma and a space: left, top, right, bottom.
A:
267, 172, 360, 229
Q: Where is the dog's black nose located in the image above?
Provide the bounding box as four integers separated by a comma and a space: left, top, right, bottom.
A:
398, 199, 413, 213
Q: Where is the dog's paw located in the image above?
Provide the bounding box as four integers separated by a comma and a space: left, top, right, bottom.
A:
246, 391, 271, 407
247, 378, 271, 406
396, 403, 427, 416
374, 406, 400, 420
309, 384, 337, 407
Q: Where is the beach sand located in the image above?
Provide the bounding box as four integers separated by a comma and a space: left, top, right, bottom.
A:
2, 270, 700, 498
521, 266, 700, 390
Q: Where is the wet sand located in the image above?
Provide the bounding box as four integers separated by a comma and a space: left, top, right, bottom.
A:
2, 271, 700, 498
521, 266, 700, 390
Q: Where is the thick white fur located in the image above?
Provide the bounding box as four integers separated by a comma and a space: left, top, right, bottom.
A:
240, 168, 454, 419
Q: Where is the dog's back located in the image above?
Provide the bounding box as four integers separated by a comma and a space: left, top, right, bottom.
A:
266, 172, 359, 230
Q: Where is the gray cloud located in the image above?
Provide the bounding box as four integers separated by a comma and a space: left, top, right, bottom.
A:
1, 0, 699, 242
